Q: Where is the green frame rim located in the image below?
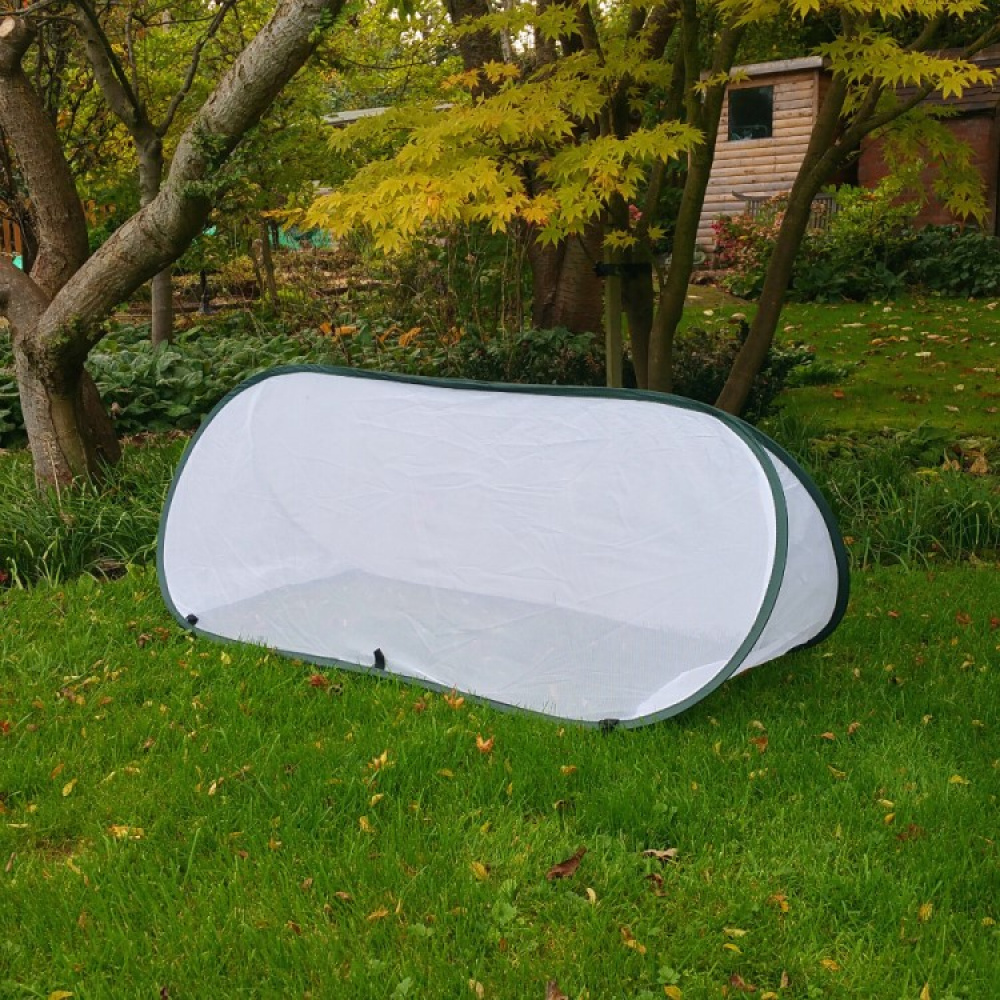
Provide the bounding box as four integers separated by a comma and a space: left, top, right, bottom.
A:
156, 365, 808, 728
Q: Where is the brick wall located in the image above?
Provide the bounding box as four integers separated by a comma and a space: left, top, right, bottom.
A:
858, 112, 999, 234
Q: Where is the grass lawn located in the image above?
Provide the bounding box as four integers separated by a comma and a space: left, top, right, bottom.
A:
2, 565, 998, 1000
2, 295, 998, 999
680, 294, 1000, 439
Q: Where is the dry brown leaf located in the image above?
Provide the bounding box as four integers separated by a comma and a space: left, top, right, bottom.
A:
4, 852, 14, 874
468, 980, 485, 999
545, 980, 568, 1000
729, 973, 757, 992
61, 779, 77, 797
642, 847, 679, 863
767, 892, 789, 913
470, 861, 490, 881
585, 887, 597, 905
819, 731, 836, 741
847, 721, 861, 736
334, 891, 354, 903
819, 958, 840, 972
444, 691, 465, 710
366, 907, 389, 922
560, 765, 578, 776
300, 877, 314, 891
780, 970, 790, 989
620, 926, 646, 954
546, 846, 586, 880
476, 734, 495, 754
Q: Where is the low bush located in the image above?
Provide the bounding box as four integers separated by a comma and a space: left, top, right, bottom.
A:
672, 324, 817, 422
904, 225, 1000, 298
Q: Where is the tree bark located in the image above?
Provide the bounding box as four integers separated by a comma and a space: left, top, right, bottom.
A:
527, 225, 603, 333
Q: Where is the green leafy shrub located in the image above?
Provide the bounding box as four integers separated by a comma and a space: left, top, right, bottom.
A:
905, 225, 1000, 298
714, 180, 917, 303
672, 324, 817, 422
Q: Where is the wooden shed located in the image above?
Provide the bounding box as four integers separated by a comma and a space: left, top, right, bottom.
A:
698, 56, 829, 248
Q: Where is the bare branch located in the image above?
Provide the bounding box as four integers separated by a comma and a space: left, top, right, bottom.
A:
159, 0, 240, 136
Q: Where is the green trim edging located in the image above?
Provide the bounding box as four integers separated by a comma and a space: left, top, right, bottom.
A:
742, 424, 851, 651
157, 364, 796, 729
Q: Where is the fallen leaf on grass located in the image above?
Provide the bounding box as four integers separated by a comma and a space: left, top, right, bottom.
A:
585, 887, 597, 905
366, 907, 390, 922
729, 973, 757, 992
920, 984, 931, 1000
308, 673, 330, 689
560, 765, 577, 776
4, 852, 14, 874
750, 735, 768, 753
547, 847, 586, 880
724, 927, 747, 938
545, 980, 568, 1000
847, 721, 861, 736
62, 779, 77, 797
0, 720, 10, 736
444, 691, 465, 710
48, 992, 74, 1000
476, 734, 495, 754
334, 891, 353, 903
620, 926, 646, 954
108, 825, 145, 841
664, 987, 682, 1000
645, 872, 665, 896
918, 902, 934, 922
470, 861, 490, 881
820, 958, 841, 972
468, 980, 485, 999
642, 847, 679, 863
955, 611, 972, 626
819, 731, 836, 741
896, 824, 925, 842
827, 766, 847, 780
948, 775, 970, 786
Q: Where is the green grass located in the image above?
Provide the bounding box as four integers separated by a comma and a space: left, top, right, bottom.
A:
681, 295, 1000, 437
1, 565, 998, 999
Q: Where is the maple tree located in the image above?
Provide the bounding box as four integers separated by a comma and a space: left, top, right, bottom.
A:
307, 0, 999, 403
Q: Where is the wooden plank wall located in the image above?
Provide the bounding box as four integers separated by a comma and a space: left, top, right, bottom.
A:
1, 214, 23, 259
698, 69, 821, 248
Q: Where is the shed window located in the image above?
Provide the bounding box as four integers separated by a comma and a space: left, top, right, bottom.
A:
729, 86, 774, 141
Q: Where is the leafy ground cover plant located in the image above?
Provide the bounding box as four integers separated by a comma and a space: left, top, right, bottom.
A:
0, 563, 997, 998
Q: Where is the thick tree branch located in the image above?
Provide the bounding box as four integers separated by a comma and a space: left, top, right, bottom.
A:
0, 14, 89, 298
38, 0, 346, 366
74, 1, 145, 132
0, 256, 49, 332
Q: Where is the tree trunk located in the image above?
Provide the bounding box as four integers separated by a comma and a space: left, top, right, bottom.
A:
258, 218, 278, 303
138, 136, 174, 346
13, 334, 119, 483
528, 226, 603, 333
715, 192, 816, 414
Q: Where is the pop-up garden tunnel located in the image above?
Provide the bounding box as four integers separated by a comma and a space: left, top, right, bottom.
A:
158, 367, 848, 727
